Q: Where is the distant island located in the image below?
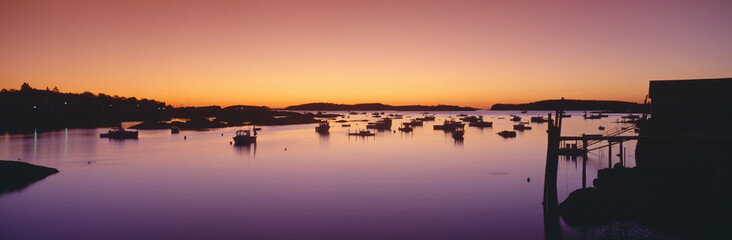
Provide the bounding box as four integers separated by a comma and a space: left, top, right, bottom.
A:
490, 99, 647, 112
285, 103, 477, 111
0, 83, 321, 133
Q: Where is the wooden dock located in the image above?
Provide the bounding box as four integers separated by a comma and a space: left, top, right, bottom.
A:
543, 110, 640, 205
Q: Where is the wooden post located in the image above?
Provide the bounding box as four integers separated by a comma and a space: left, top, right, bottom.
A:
543, 110, 562, 240
608, 140, 613, 168
619, 141, 624, 167
582, 153, 587, 189
543, 111, 560, 207
582, 137, 588, 189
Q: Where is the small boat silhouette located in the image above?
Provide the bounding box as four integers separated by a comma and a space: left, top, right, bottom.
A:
233, 128, 257, 145
497, 130, 517, 138
100, 128, 138, 139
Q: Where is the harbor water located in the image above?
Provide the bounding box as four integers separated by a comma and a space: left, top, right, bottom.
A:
0, 110, 639, 240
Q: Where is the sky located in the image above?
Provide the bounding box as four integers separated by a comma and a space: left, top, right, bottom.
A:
1, 0, 731, 109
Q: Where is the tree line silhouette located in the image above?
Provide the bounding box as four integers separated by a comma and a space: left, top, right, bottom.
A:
0, 83, 319, 133
1, 83, 170, 133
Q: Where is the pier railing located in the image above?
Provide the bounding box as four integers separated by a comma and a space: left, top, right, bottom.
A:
577, 123, 636, 150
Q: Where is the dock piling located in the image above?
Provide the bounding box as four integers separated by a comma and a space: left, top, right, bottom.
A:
619, 141, 624, 166
582, 155, 587, 189
608, 141, 613, 168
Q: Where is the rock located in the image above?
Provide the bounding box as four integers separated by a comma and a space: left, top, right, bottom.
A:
0, 160, 59, 195
558, 188, 614, 226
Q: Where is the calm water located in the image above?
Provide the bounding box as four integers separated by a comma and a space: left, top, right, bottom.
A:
0, 111, 637, 240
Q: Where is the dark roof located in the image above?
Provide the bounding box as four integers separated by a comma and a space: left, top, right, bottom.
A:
649, 78, 732, 99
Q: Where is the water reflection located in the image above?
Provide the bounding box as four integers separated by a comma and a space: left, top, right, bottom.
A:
33, 129, 37, 161
317, 131, 329, 147
106, 138, 139, 150
347, 135, 376, 142
64, 128, 68, 157
453, 138, 464, 147
234, 142, 257, 159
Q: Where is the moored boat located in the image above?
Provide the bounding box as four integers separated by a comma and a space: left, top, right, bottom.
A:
233, 129, 257, 145
459, 115, 482, 122
315, 121, 330, 133
583, 113, 603, 119
409, 119, 424, 126
513, 123, 532, 130
366, 117, 392, 130
452, 127, 465, 139
558, 143, 587, 156
416, 115, 435, 121
433, 120, 464, 131
387, 114, 404, 119
530, 116, 550, 123
497, 130, 517, 138
348, 129, 375, 136
100, 128, 138, 139
583, 112, 607, 119
398, 123, 413, 132
468, 120, 493, 127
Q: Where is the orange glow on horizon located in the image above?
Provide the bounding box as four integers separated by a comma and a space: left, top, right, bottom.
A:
2, 0, 731, 109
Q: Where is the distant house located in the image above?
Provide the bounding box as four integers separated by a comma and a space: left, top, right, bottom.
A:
636, 78, 732, 169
